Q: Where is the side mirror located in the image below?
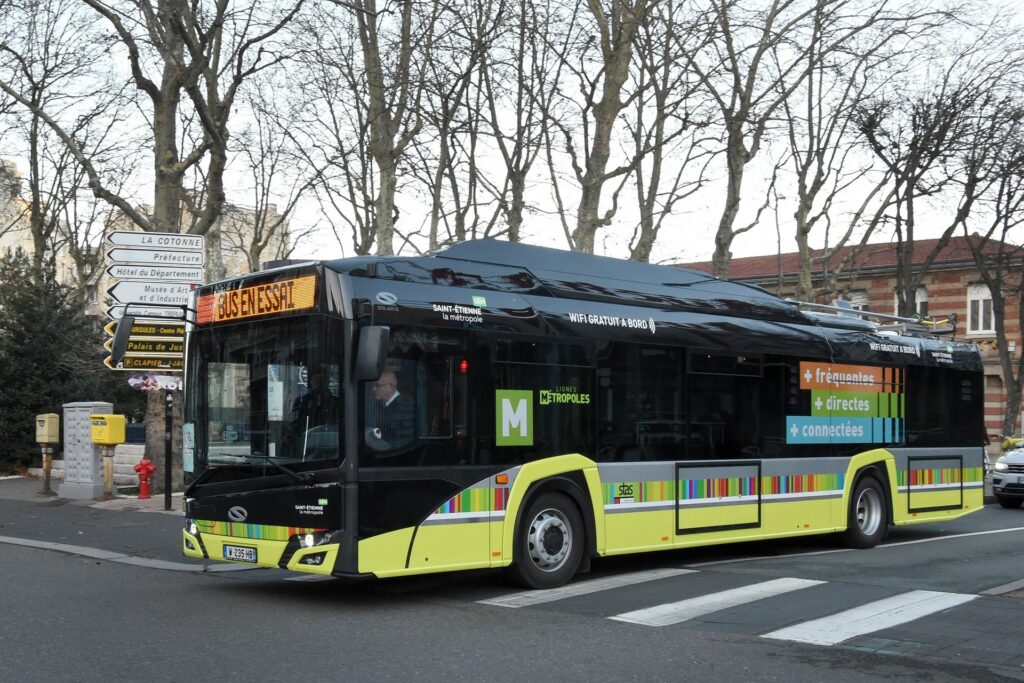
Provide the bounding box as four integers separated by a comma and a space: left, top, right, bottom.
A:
355, 325, 390, 380
109, 315, 136, 364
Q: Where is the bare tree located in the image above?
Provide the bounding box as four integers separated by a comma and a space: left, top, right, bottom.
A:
477, 0, 557, 242
961, 99, 1024, 437
408, 0, 506, 250
290, 11, 377, 256
1, 0, 304, 241
215, 85, 319, 274
776, 13, 921, 300
854, 33, 1021, 316
0, 0, 130, 280
321, 0, 439, 256
627, 0, 717, 262
541, 0, 656, 254
680, 0, 931, 277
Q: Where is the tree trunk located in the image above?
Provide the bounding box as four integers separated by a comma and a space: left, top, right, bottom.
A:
375, 156, 397, 255
712, 132, 746, 277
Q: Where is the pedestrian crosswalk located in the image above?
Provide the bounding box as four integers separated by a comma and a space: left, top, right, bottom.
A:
476, 569, 981, 649
761, 590, 978, 645
610, 577, 825, 627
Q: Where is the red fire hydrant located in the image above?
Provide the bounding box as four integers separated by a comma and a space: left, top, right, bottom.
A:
134, 456, 157, 500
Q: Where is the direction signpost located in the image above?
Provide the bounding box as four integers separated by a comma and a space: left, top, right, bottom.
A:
104, 231, 204, 511
103, 231, 205, 373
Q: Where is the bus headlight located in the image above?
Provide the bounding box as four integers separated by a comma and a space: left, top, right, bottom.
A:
188, 521, 198, 536
299, 532, 328, 548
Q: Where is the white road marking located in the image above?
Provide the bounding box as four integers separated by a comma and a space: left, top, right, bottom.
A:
478, 568, 696, 608
0, 534, 253, 572
0, 475, 23, 480
761, 590, 977, 645
981, 577, 1024, 595
687, 526, 1024, 568
609, 577, 825, 627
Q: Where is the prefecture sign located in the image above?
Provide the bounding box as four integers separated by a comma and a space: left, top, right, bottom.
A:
107, 247, 205, 266
104, 321, 185, 339
108, 280, 194, 306
107, 231, 205, 250
105, 264, 204, 283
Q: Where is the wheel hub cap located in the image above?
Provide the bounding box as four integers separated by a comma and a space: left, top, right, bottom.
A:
527, 509, 571, 572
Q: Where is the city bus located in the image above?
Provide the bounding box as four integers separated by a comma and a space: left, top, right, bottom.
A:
139, 239, 985, 588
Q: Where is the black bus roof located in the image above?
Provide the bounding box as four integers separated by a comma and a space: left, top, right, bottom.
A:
323, 239, 812, 326
197, 239, 979, 368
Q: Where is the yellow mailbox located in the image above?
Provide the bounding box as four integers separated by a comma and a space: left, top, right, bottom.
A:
89, 414, 126, 446
36, 414, 60, 444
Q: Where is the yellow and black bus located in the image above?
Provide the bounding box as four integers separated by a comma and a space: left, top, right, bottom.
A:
165, 240, 985, 588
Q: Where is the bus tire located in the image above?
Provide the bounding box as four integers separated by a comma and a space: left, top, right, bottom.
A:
842, 475, 887, 549
996, 496, 1022, 509
509, 492, 584, 589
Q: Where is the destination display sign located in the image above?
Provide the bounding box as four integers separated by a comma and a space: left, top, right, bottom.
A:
104, 321, 185, 339
106, 305, 184, 321
104, 355, 184, 371
107, 248, 206, 266
197, 274, 317, 324
104, 338, 184, 355
106, 264, 204, 283
107, 231, 205, 250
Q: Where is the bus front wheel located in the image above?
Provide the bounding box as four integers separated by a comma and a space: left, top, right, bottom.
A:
842, 476, 887, 549
509, 493, 584, 589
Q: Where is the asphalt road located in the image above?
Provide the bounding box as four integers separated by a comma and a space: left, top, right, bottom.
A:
2, 500, 1023, 682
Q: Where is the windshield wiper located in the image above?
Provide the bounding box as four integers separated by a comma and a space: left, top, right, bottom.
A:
244, 454, 311, 485
184, 464, 220, 497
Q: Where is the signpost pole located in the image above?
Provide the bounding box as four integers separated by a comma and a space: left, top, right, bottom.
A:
165, 390, 173, 512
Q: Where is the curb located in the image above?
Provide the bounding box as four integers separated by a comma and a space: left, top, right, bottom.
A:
0, 534, 254, 573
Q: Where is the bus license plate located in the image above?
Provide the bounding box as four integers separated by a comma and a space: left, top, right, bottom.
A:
223, 544, 257, 563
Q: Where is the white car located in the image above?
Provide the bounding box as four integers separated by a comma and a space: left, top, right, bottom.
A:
992, 447, 1024, 508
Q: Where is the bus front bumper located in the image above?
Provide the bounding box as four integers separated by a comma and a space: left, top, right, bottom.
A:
183, 522, 341, 575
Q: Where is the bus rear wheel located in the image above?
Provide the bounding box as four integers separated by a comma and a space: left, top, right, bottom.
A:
509, 493, 584, 589
842, 476, 887, 549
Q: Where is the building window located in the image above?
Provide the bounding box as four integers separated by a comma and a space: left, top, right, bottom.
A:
893, 287, 928, 316
846, 290, 869, 311
967, 284, 994, 334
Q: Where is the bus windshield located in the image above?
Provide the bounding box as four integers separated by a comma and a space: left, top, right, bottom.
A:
185, 317, 342, 472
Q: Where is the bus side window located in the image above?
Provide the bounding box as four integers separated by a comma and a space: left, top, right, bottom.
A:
688, 353, 762, 460
596, 343, 684, 462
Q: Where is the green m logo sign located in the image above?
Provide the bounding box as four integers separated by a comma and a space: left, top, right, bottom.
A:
496, 390, 533, 446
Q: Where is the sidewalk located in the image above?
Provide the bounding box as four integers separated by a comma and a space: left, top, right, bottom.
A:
0, 475, 245, 572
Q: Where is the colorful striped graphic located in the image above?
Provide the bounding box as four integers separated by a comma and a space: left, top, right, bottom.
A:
193, 519, 325, 540
433, 486, 494, 515
898, 466, 981, 488
679, 476, 758, 500
601, 473, 845, 506
761, 473, 844, 496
